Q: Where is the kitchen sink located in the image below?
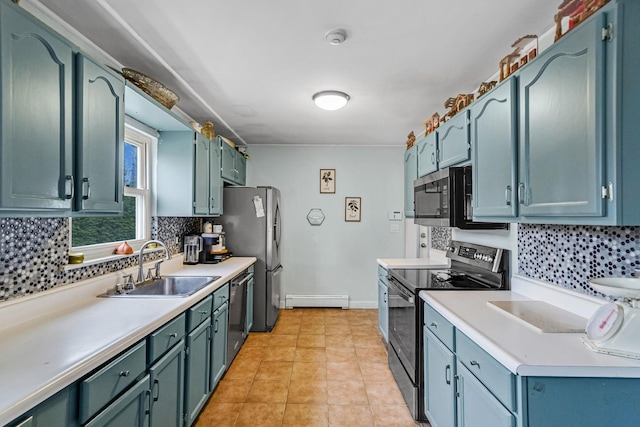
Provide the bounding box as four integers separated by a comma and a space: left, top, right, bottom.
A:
99, 276, 221, 298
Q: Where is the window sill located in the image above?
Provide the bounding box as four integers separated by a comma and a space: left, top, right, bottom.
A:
61, 248, 166, 271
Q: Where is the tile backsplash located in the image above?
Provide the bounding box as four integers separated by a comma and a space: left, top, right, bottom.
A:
0, 217, 201, 302
431, 226, 452, 251
518, 224, 639, 298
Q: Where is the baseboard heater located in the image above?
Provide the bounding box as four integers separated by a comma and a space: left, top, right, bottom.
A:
285, 294, 349, 309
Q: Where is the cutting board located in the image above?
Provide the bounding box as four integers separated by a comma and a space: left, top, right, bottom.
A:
487, 300, 587, 333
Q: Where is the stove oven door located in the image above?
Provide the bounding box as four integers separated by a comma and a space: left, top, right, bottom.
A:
387, 276, 419, 418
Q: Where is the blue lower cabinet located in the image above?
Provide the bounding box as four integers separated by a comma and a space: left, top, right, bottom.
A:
456, 362, 515, 427
7, 384, 79, 427
424, 328, 455, 427
210, 301, 228, 391
84, 375, 151, 427
184, 319, 211, 426
149, 340, 185, 427
377, 279, 388, 343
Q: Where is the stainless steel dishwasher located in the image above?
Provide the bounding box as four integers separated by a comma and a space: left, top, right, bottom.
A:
227, 270, 252, 364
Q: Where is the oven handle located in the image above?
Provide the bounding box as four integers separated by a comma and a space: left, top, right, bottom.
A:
388, 276, 415, 304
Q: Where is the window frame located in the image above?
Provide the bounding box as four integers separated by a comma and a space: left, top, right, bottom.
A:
70, 122, 155, 261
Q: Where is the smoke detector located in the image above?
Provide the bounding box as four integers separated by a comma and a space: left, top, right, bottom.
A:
325, 29, 347, 46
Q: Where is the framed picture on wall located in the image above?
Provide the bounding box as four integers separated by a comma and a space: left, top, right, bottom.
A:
320, 169, 336, 193
345, 197, 361, 222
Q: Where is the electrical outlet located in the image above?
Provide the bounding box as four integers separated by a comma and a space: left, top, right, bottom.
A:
390, 224, 400, 233
174, 236, 180, 244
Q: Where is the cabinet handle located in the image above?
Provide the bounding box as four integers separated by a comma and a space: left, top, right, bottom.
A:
454, 374, 460, 397
445, 364, 451, 385
119, 370, 130, 377
214, 319, 219, 333
82, 178, 91, 200
169, 332, 178, 338
470, 360, 480, 368
65, 175, 74, 199
430, 322, 438, 328
505, 185, 512, 206
431, 152, 435, 164
518, 183, 526, 205
383, 291, 387, 304
152, 379, 160, 402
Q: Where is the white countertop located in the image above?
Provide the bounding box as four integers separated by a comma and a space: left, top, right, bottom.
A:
377, 254, 449, 270
0, 256, 256, 426
419, 281, 640, 378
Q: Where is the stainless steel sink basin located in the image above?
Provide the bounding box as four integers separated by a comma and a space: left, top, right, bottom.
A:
99, 276, 221, 298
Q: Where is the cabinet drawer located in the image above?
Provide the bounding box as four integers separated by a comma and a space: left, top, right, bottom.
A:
149, 313, 186, 364
187, 295, 212, 332
79, 340, 146, 423
424, 303, 455, 351
456, 330, 516, 412
212, 283, 229, 311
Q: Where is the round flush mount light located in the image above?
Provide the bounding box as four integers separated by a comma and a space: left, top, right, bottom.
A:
325, 29, 347, 46
312, 91, 350, 111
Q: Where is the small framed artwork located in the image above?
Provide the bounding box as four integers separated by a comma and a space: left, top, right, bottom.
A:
320, 169, 336, 193
345, 197, 361, 222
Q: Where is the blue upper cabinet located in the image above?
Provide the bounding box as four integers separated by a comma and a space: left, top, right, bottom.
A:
438, 110, 470, 169
518, 12, 606, 218
0, 1, 74, 214
472, 78, 518, 219
208, 137, 223, 215
417, 133, 438, 177
404, 145, 417, 218
220, 138, 246, 185
74, 54, 124, 215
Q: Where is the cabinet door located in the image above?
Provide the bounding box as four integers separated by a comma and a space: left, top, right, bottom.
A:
404, 146, 417, 218
518, 14, 606, 217
417, 133, 438, 177
84, 375, 150, 427
472, 78, 518, 218
193, 133, 210, 216
424, 329, 455, 427
438, 111, 470, 168
209, 138, 223, 215
184, 320, 210, 427
377, 279, 388, 343
210, 301, 228, 391
0, 3, 73, 212
235, 151, 247, 185
149, 340, 184, 427
74, 54, 124, 214
245, 277, 254, 337
456, 362, 514, 427
221, 139, 236, 182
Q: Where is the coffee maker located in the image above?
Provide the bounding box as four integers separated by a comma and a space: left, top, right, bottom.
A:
199, 232, 228, 263
183, 235, 202, 264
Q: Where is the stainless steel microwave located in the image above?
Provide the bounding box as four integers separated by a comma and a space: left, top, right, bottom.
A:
413, 166, 507, 229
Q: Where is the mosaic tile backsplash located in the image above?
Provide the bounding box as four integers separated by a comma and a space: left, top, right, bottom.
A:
0, 217, 201, 302
431, 226, 452, 251
518, 224, 639, 298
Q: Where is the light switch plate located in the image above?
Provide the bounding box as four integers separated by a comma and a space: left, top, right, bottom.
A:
388, 211, 402, 221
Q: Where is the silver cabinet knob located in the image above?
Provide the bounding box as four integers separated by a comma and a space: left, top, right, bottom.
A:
421, 243, 427, 248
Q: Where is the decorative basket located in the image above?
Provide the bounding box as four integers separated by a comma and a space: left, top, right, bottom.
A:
122, 68, 179, 109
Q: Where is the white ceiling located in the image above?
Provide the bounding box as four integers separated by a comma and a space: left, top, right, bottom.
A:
33, 0, 558, 147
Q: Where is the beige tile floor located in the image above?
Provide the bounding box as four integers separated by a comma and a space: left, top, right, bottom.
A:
195, 308, 427, 427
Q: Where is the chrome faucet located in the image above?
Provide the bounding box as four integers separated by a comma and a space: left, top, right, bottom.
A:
137, 240, 171, 283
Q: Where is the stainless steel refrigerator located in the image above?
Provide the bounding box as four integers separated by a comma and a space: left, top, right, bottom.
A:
218, 186, 282, 332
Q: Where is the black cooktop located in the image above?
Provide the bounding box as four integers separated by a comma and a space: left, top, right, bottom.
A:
390, 268, 501, 293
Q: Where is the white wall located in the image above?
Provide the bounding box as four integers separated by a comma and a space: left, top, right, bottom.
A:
247, 145, 405, 308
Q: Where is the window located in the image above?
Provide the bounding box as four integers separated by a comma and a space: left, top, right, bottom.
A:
71, 124, 153, 260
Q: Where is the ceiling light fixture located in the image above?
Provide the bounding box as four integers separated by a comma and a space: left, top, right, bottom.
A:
312, 91, 350, 111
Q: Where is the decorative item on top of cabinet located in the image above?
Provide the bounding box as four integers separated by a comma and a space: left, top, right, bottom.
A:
424, 112, 440, 136
121, 68, 178, 109
554, 0, 611, 41
499, 50, 520, 82
201, 121, 215, 140
407, 131, 416, 149
477, 81, 497, 98
512, 34, 538, 67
